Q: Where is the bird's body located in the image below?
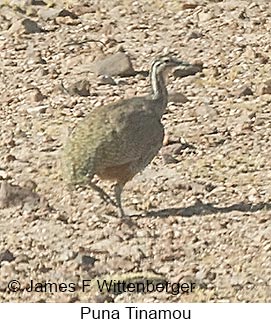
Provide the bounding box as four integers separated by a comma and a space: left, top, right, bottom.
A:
63, 96, 164, 184
62, 56, 190, 216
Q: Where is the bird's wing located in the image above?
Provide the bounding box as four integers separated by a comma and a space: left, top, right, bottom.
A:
94, 99, 164, 169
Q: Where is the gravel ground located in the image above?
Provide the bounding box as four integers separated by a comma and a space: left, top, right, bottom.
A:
0, 0, 270, 302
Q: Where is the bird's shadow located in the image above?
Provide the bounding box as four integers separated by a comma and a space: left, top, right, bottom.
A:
130, 200, 271, 218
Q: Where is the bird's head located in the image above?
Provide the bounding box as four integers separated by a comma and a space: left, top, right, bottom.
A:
151, 55, 191, 75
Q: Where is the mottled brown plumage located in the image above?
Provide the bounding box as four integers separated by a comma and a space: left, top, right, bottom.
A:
62, 56, 190, 216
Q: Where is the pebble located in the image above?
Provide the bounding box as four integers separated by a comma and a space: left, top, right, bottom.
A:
236, 85, 253, 97
9, 18, 43, 34
0, 250, 15, 263
94, 52, 135, 77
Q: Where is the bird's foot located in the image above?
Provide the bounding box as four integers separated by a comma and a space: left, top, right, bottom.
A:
101, 191, 117, 206
117, 206, 126, 218
115, 209, 139, 227
89, 182, 117, 207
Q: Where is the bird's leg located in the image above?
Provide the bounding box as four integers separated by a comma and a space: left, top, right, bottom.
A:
114, 183, 125, 217
89, 181, 117, 207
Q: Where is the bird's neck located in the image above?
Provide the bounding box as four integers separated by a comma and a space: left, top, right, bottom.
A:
150, 70, 168, 115
151, 69, 168, 99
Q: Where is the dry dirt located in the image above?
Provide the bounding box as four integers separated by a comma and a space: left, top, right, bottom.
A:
0, 0, 270, 302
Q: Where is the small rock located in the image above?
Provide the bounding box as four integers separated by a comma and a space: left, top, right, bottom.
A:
9, 0, 46, 5
195, 104, 218, 118
173, 63, 203, 78
97, 75, 117, 85
91, 237, 121, 252
0, 170, 8, 180
230, 274, 245, 287
27, 105, 48, 114
161, 153, 179, 165
65, 79, 90, 96
59, 250, 77, 262
258, 54, 268, 64
107, 258, 136, 272
205, 182, 216, 192
38, 8, 78, 21
94, 295, 114, 303
35, 67, 49, 77
198, 11, 214, 23
0, 250, 15, 263
0, 180, 41, 209
95, 52, 135, 77
9, 18, 43, 34
160, 143, 184, 164
168, 142, 190, 154
247, 187, 259, 202
182, 3, 198, 10
71, 4, 97, 16
258, 80, 271, 95
195, 268, 208, 281
55, 16, 80, 25
76, 254, 97, 267
5, 154, 15, 162
168, 91, 189, 103
253, 116, 264, 126
23, 180, 37, 191
14, 254, 29, 264
28, 88, 46, 103
162, 134, 170, 146
236, 86, 253, 97
26, 51, 47, 65
31, 0, 46, 4
187, 30, 202, 41
243, 46, 256, 60
238, 9, 248, 20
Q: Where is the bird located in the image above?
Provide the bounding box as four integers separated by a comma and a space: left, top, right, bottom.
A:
62, 55, 190, 217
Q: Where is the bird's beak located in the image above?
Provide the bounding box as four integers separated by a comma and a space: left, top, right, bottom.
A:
176, 60, 191, 67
